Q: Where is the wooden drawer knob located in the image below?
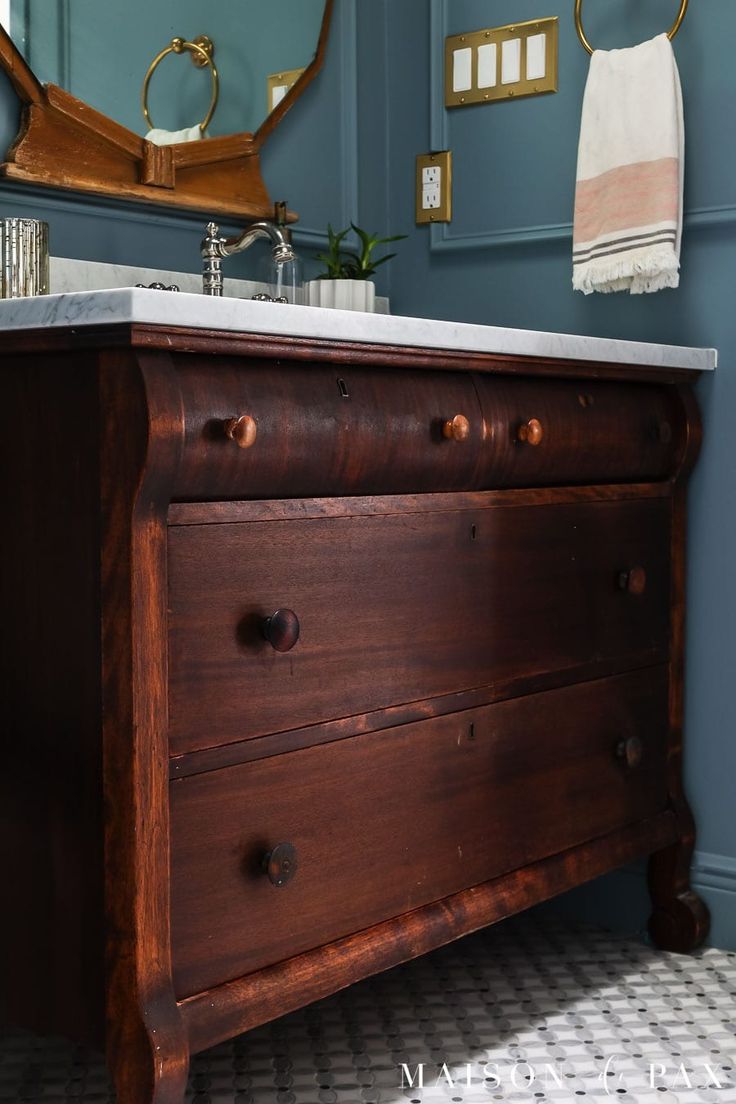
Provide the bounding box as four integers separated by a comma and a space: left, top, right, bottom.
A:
224, 414, 257, 449
618, 566, 647, 595
262, 608, 300, 652
616, 736, 643, 770
517, 418, 544, 446
442, 414, 471, 442
262, 842, 298, 887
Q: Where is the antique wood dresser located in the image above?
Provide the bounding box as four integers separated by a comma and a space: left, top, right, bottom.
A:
0, 311, 710, 1104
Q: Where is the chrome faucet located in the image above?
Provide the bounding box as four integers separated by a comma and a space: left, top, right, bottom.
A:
201, 220, 297, 297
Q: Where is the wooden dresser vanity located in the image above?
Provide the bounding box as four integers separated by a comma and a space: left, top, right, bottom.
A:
0, 299, 712, 1104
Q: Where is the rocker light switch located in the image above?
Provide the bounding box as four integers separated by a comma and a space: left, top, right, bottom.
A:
445, 18, 558, 107
416, 151, 452, 224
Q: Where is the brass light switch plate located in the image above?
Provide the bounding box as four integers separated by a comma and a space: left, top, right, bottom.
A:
416, 151, 452, 225
445, 17, 558, 108
267, 67, 306, 113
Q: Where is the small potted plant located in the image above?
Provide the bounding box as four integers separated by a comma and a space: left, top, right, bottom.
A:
308, 223, 406, 312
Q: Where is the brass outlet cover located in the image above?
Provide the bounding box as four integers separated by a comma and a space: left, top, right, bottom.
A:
416, 151, 452, 225
445, 17, 558, 108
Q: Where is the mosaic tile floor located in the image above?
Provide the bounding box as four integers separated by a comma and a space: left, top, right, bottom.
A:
2, 915, 735, 1103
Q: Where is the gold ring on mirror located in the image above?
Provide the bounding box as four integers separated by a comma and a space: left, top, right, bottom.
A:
142, 36, 219, 134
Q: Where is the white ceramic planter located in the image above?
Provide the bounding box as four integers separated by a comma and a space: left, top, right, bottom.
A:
307, 278, 376, 312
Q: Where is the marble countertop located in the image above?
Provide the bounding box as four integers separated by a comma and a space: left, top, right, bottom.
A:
0, 288, 717, 371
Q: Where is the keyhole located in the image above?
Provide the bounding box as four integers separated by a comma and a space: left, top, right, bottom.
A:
471, 524, 477, 541
337, 378, 350, 398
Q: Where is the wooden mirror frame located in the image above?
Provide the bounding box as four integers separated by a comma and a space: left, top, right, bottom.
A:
0, 0, 333, 222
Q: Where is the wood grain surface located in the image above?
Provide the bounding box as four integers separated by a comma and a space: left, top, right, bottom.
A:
178, 811, 679, 1054
0, 328, 708, 1103
168, 496, 672, 753
170, 666, 669, 997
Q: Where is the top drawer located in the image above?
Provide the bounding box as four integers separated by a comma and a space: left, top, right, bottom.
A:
172, 360, 485, 500
170, 359, 686, 500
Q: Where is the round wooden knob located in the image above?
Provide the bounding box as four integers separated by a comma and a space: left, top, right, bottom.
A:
224, 415, 257, 449
262, 608, 300, 652
517, 418, 544, 446
616, 736, 643, 770
442, 414, 471, 442
262, 842, 297, 887
618, 566, 647, 595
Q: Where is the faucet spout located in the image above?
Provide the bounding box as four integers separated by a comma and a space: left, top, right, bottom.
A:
201, 219, 296, 297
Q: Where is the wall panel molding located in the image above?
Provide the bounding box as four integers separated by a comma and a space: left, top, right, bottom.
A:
293, 0, 359, 250
429, 205, 736, 253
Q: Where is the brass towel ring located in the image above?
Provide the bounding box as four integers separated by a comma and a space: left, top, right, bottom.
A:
574, 0, 689, 55
142, 35, 219, 133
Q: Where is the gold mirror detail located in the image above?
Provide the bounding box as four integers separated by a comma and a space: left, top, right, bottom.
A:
574, 0, 689, 56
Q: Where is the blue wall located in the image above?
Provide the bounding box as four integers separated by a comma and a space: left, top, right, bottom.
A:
371, 0, 736, 947
0, 1, 734, 946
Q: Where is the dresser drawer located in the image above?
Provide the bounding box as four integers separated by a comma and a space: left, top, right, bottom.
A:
170, 666, 669, 997
170, 360, 685, 501
168, 496, 671, 755
172, 360, 485, 500
475, 376, 683, 487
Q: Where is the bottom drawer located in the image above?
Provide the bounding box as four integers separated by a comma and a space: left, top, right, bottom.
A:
170, 667, 668, 998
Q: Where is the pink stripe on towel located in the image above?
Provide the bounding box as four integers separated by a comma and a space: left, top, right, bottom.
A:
574, 158, 679, 247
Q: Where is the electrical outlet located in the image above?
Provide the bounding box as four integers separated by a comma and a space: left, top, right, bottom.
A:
416, 151, 452, 224
423, 183, 441, 209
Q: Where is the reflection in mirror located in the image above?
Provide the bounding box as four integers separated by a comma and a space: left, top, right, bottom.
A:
8, 0, 327, 140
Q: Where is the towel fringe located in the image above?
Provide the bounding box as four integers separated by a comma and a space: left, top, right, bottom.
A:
572, 245, 680, 296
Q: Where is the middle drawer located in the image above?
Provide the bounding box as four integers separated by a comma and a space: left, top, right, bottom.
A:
168, 496, 670, 755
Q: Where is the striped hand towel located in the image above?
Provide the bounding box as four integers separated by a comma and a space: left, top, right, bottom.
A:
573, 34, 684, 295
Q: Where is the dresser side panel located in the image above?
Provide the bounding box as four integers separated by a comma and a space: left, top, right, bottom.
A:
0, 351, 105, 1046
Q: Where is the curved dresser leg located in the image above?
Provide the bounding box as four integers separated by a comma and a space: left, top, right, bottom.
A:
101, 356, 191, 1104
648, 835, 710, 953
108, 1017, 189, 1104
648, 394, 710, 955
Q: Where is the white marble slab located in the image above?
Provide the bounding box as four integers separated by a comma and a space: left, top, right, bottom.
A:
48, 257, 392, 314
0, 287, 717, 371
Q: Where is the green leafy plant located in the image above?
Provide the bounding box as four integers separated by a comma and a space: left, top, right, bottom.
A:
315, 222, 406, 280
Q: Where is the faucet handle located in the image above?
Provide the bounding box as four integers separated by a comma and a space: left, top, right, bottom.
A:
202, 221, 224, 297
202, 221, 223, 251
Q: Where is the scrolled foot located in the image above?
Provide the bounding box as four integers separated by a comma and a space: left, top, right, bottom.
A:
648, 889, 710, 953
108, 1012, 189, 1104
